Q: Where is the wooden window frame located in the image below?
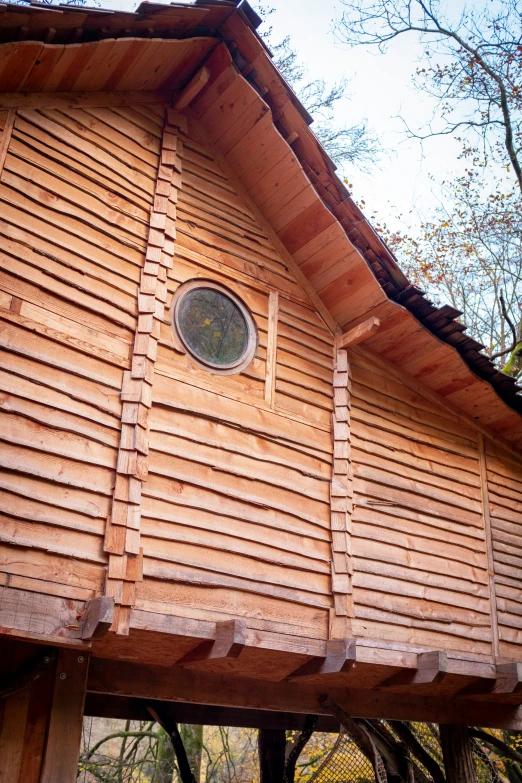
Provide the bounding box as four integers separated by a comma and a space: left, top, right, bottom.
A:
170, 279, 258, 375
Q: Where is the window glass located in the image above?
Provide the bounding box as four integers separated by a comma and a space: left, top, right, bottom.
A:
175, 285, 253, 370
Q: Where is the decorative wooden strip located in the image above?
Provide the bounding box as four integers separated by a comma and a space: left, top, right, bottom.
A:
478, 434, 500, 657
0, 109, 15, 177
264, 291, 278, 407
104, 110, 185, 635
329, 339, 354, 639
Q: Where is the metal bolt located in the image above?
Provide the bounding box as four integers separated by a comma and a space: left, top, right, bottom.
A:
59, 672, 66, 680
78, 656, 84, 664
43, 656, 50, 664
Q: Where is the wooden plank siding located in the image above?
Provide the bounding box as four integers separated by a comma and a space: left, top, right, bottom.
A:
140, 111, 334, 640
0, 103, 162, 604
349, 350, 494, 657
485, 439, 522, 660
0, 94, 520, 663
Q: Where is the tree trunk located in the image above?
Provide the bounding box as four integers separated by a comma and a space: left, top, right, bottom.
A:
154, 728, 176, 783
259, 729, 287, 783
284, 715, 317, 783
440, 725, 477, 783
180, 724, 203, 782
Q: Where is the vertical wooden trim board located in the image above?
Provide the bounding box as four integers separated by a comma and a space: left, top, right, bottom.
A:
103, 108, 186, 635
478, 433, 500, 658
329, 338, 354, 639
264, 291, 279, 407
0, 108, 15, 175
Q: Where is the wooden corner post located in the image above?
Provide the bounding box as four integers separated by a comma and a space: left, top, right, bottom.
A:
0, 641, 90, 783
103, 108, 186, 634
329, 331, 354, 639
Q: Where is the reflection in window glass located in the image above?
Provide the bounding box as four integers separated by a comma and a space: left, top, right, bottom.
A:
176, 287, 250, 367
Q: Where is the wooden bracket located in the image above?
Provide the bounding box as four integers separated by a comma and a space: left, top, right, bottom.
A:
288, 639, 356, 681
81, 597, 114, 639
174, 66, 210, 110
457, 662, 522, 698
379, 651, 448, 688
338, 317, 380, 350
176, 619, 247, 669
494, 663, 522, 693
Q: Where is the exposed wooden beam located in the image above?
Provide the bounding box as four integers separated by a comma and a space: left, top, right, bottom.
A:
339, 317, 380, 349
0, 586, 92, 649
87, 658, 522, 729
80, 597, 114, 640
458, 662, 522, 697
379, 651, 448, 689
174, 66, 210, 110
288, 638, 356, 681
84, 694, 340, 731
176, 619, 246, 669
495, 663, 522, 693
0, 90, 174, 111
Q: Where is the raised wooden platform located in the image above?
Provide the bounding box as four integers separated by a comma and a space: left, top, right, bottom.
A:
2, 586, 522, 730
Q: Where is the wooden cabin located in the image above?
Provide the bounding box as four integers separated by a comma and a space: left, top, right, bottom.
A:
1, 1, 522, 779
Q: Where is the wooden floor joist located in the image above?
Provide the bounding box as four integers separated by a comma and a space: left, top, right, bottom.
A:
86, 657, 522, 729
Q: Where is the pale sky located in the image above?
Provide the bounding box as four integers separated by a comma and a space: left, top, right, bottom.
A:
104, 0, 481, 234
256, 0, 468, 233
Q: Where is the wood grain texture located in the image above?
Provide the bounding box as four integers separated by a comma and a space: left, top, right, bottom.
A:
349, 350, 494, 657
0, 104, 164, 608
329, 339, 354, 639
124, 111, 337, 639
485, 439, 522, 656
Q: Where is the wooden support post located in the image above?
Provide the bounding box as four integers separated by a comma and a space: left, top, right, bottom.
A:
288, 639, 356, 681
40, 649, 90, 783
380, 651, 448, 688
258, 728, 287, 783
0, 641, 89, 783
439, 725, 478, 783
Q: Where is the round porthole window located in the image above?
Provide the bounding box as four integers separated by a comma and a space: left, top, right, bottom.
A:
171, 281, 257, 374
